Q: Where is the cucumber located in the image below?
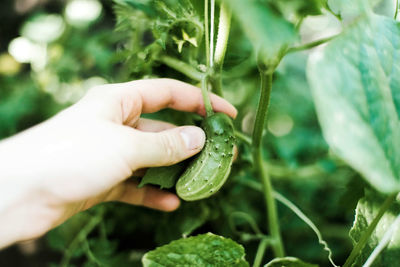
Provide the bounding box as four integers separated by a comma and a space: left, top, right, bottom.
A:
176, 112, 235, 201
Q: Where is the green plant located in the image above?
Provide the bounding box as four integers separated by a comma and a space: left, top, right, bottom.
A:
31, 0, 400, 266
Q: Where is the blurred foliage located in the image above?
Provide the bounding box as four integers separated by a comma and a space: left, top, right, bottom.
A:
0, 0, 399, 266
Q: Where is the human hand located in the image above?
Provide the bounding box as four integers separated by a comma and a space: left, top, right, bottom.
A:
0, 79, 236, 247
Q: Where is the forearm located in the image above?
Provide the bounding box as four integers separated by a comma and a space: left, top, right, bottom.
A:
0, 129, 56, 248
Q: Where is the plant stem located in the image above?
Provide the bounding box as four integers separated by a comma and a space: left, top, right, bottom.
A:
209, 1, 231, 97
287, 35, 338, 54
343, 193, 397, 267
205, 0, 210, 67
210, 0, 215, 67
325, 5, 342, 21
395, 0, 399, 20
252, 73, 272, 149
83, 239, 104, 266
295, 16, 304, 31
201, 75, 214, 117
60, 210, 104, 267
253, 238, 271, 267
252, 72, 284, 257
235, 130, 252, 146
214, 2, 231, 70
158, 55, 204, 81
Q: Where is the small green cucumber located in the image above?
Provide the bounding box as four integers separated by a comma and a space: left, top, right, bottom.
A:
176, 112, 235, 201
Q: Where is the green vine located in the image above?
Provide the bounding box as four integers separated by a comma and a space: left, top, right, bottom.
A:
60, 208, 105, 267
204, 0, 210, 68
252, 71, 285, 258
253, 238, 271, 267
201, 75, 214, 117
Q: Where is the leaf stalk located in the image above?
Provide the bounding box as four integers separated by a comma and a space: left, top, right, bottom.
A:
287, 35, 338, 54
158, 55, 204, 81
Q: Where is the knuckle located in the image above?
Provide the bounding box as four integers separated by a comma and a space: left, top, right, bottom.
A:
159, 133, 182, 165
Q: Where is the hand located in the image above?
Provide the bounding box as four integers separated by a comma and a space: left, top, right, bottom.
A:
0, 78, 237, 248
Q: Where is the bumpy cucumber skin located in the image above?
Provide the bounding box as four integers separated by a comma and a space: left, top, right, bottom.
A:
176, 113, 235, 201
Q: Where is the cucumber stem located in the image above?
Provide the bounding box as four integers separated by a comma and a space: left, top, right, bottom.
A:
235, 130, 252, 146
252, 72, 285, 258
343, 193, 397, 267
201, 75, 214, 117
202, 0, 214, 117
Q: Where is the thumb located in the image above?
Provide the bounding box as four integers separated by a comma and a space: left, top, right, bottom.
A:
131, 126, 206, 168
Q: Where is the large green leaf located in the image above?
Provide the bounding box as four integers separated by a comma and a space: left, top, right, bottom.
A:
265, 257, 318, 267
307, 14, 400, 193
349, 190, 400, 266
142, 233, 249, 266
227, 0, 297, 58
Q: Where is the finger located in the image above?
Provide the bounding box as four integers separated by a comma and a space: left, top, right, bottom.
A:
106, 182, 180, 212
135, 118, 176, 132
128, 125, 205, 169
133, 79, 237, 117
82, 79, 237, 126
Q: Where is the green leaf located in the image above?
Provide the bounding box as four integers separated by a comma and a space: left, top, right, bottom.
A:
113, 0, 202, 76
307, 14, 400, 193
226, 0, 297, 58
265, 257, 319, 267
142, 233, 249, 266
349, 190, 400, 266
138, 161, 187, 189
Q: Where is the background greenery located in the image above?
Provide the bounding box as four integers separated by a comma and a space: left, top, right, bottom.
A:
0, 0, 399, 266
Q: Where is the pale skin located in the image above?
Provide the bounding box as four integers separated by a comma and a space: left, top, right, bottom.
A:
0, 78, 237, 249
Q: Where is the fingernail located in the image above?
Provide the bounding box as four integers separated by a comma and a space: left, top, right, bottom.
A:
180, 126, 205, 150
164, 195, 180, 211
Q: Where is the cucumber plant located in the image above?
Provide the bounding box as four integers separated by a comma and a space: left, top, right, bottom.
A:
28, 0, 400, 266
136, 0, 236, 200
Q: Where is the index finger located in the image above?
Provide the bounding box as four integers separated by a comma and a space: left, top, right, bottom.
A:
83, 79, 237, 125
131, 79, 237, 118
